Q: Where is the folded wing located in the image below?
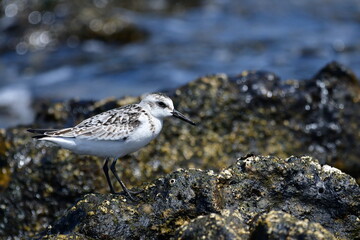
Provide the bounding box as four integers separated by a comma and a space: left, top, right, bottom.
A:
29, 104, 143, 141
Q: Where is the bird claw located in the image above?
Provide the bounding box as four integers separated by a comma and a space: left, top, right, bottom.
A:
127, 188, 144, 195
111, 188, 143, 202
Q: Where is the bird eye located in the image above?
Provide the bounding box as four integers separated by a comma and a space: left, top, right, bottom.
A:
157, 101, 167, 108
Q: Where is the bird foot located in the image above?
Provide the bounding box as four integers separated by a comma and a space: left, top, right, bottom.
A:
127, 188, 144, 195
111, 188, 143, 202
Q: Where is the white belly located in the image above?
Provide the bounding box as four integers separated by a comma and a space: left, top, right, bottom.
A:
40, 136, 153, 158
74, 137, 152, 157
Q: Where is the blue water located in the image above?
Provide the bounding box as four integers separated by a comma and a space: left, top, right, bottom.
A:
0, 0, 360, 127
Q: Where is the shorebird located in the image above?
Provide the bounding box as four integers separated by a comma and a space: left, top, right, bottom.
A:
28, 93, 195, 200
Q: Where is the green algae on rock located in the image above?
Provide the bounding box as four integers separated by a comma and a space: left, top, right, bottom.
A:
37, 155, 359, 239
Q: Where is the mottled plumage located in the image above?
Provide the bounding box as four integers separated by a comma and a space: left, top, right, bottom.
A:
44, 104, 144, 141
28, 93, 195, 200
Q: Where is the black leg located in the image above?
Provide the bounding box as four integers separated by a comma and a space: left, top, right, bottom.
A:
103, 157, 115, 194
110, 158, 138, 201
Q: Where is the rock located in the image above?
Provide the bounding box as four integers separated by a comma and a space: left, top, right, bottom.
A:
174, 211, 249, 240
37, 155, 359, 239
220, 155, 360, 239
250, 211, 336, 240
1, 62, 360, 238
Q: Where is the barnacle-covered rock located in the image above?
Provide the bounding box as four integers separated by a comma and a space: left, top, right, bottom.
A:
37, 155, 359, 239
173, 211, 249, 240
250, 211, 336, 240
219, 155, 360, 239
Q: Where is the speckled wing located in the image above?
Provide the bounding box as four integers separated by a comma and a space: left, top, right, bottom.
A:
44, 104, 143, 141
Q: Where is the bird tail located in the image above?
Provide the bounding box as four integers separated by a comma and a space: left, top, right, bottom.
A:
27, 129, 57, 139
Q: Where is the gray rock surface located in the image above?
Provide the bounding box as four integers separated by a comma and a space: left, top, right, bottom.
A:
38, 155, 359, 239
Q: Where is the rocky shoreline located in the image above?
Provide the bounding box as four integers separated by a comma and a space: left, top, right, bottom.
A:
0, 62, 360, 239
39, 155, 359, 239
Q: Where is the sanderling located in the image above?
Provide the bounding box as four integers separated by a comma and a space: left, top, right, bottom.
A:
28, 93, 195, 200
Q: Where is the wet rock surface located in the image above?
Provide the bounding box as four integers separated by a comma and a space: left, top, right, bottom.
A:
250, 211, 337, 240
38, 155, 360, 239
0, 62, 360, 238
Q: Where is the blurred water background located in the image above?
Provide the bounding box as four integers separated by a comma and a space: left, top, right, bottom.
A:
0, 0, 359, 128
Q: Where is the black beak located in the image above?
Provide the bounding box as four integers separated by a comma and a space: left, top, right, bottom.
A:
172, 110, 196, 126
